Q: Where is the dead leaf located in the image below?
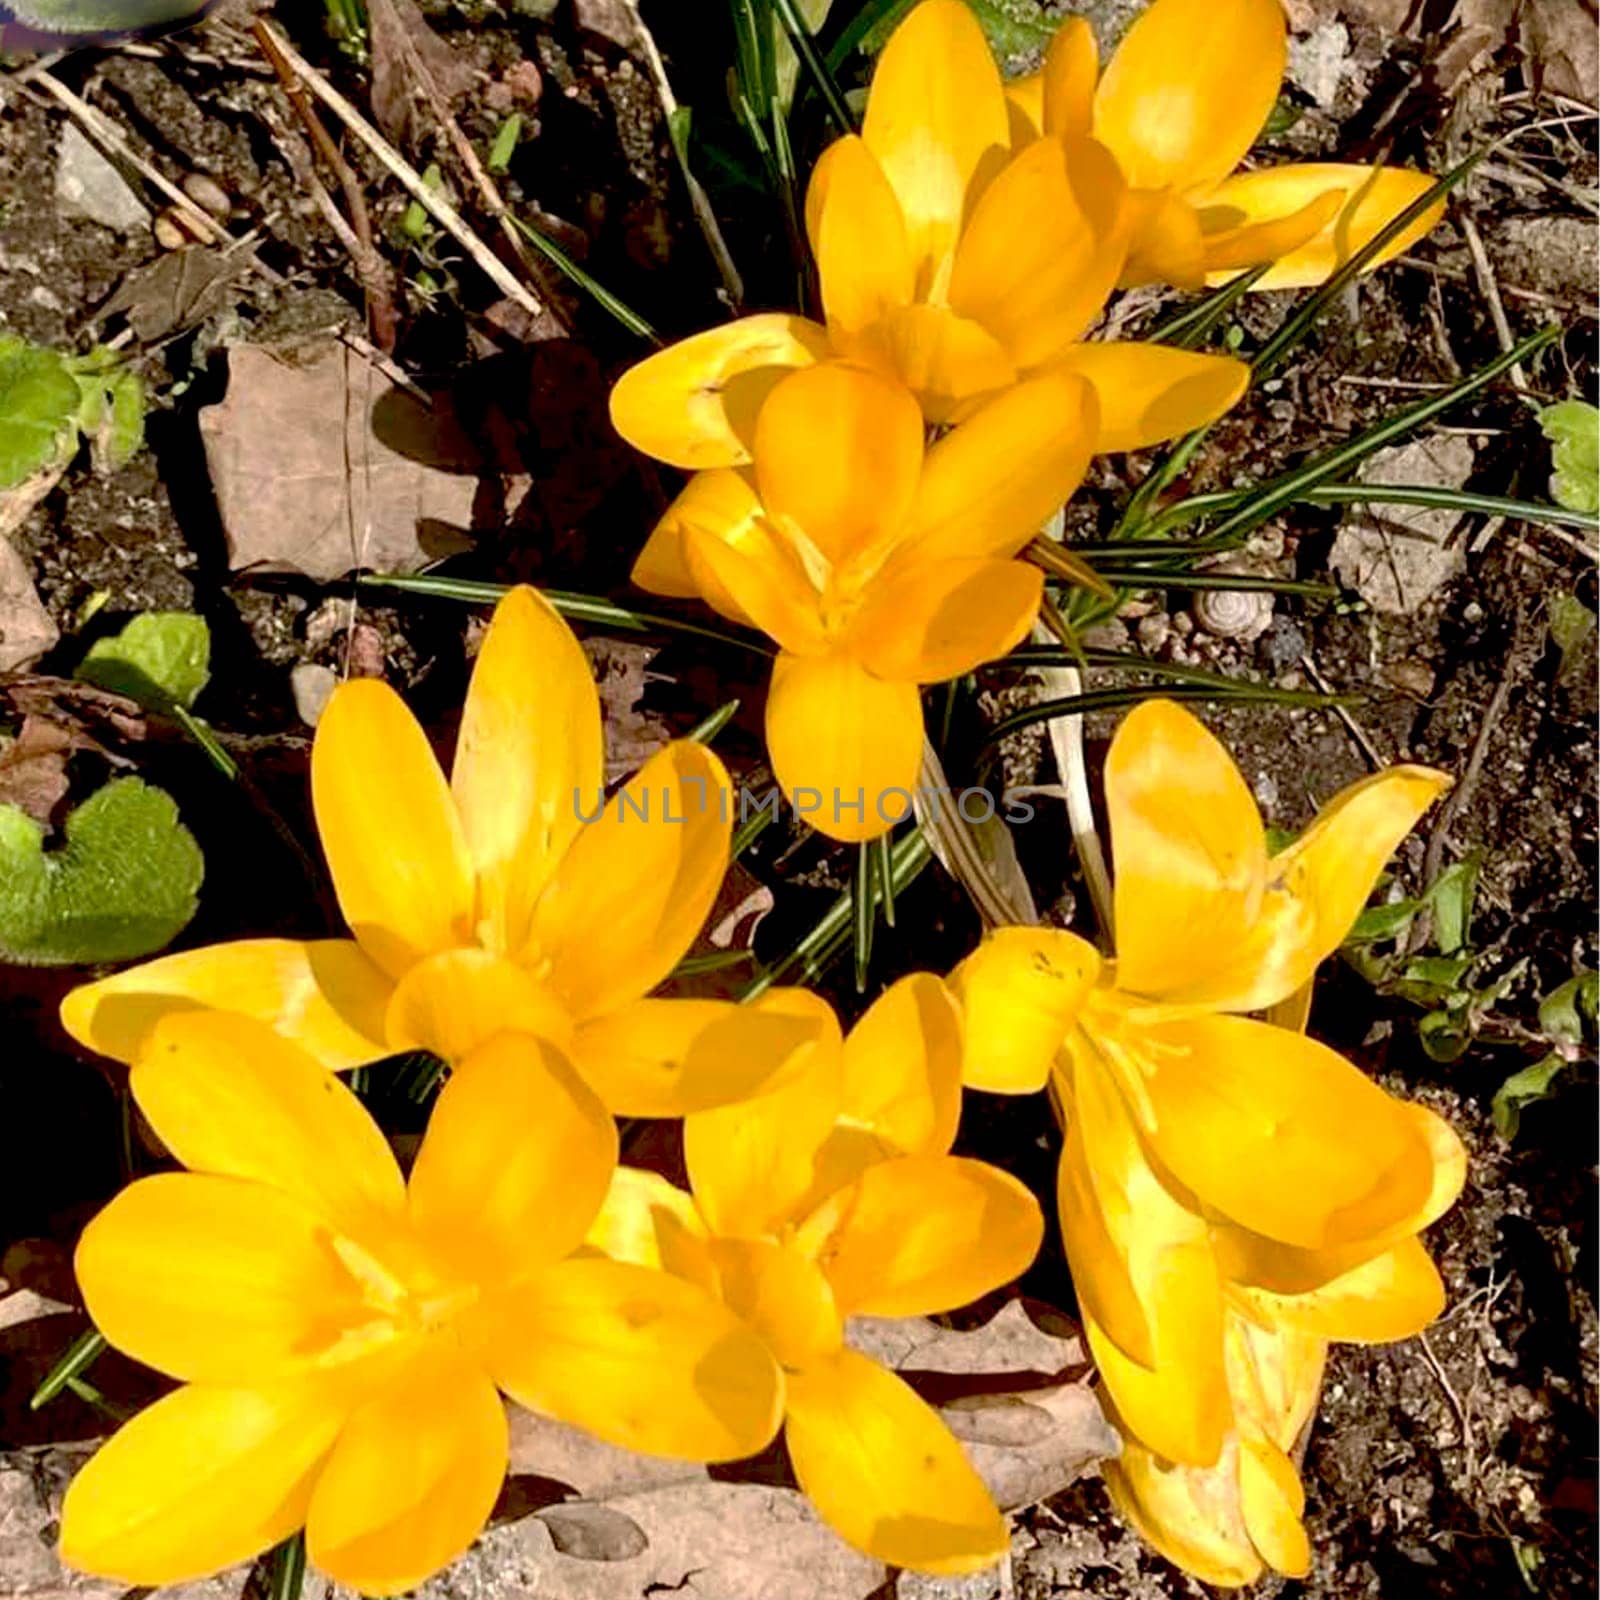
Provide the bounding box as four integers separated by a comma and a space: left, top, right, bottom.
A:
199, 343, 479, 582
536, 1502, 650, 1561
1521, 0, 1598, 102
95, 247, 249, 343
586, 638, 673, 781
0, 463, 69, 544
0, 716, 78, 822
0, 1288, 73, 1335
0, 541, 58, 672
369, 0, 476, 149
0, 676, 146, 749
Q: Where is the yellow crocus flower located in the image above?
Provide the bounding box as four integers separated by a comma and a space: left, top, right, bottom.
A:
588, 975, 1044, 1573
609, 0, 1247, 457
61, 585, 819, 1116
60, 1011, 782, 1595
954, 698, 1464, 1469
628, 359, 1094, 842
1007, 0, 1446, 290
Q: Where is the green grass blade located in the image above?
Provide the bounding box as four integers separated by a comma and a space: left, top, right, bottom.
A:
266, 1533, 307, 1600
505, 214, 660, 344
688, 699, 742, 744
671, 948, 756, 978
773, 0, 856, 133
1145, 264, 1269, 348
853, 838, 876, 993
31, 1329, 107, 1409
825, 0, 914, 67
873, 830, 896, 929
731, 800, 778, 860
1300, 483, 1600, 534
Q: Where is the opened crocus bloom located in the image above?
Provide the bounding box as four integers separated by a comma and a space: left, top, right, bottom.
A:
61, 1011, 782, 1594
588, 975, 1044, 1572
1008, 0, 1446, 290
955, 699, 1464, 1477
61, 585, 819, 1116
610, 0, 1247, 454
628, 360, 1094, 843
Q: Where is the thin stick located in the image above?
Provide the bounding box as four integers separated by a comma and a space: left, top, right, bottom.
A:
1299, 654, 1386, 771
1395, 254, 1597, 321
255, 21, 543, 319
619, 0, 744, 309
1458, 211, 1533, 400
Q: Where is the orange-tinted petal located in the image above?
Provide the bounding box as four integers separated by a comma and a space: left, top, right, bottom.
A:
1118, 186, 1208, 289
1197, 184, 1345, 274
632, 468, 759, 601
808, 135, 915, 337
1049, 342, 1248, 452
838, 303, 1016, 424
1043, 16, 1098, 139
683, 522, 827, 654
837, 971, 963, 1157
384, 947, 573, 1061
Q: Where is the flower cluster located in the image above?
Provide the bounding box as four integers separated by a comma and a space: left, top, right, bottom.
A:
52, 0, 1461, 1592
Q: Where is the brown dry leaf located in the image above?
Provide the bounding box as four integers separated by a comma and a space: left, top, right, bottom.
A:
587, 638, 673, 781
96, 247, 250, 344
199, 343, 479, 583
0, 676, 146, 750
0, 541, 58, 671
0, 716, 78, 822
369, 0, 476, 149
1520, 0, 1598, 102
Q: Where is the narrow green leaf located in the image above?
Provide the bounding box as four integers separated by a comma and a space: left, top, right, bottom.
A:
826, 0, 915, 63
265, 1533, 307, 1600
874, 830, 896, 929
1492, 1052, 1569, 1140
506, 214, 660, 344
688, 698, 741, 744
773, 0, 853, 131
30, 1329, 107, 1409
1427, 854, 1480, 956
487, 113, 523, 175
853, 838, 876, 993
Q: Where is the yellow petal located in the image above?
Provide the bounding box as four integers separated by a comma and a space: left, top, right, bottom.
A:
1139, 1014, 1435, 1250
1004, 71, 1044, 147
587, 1166, 705, 1269
683, 523, 828, 654
485, 1257, 784, 1460
76, 1174, 366, 1384
838, 971, 963, 1157
809, 135, 915, 337
852, 557, 1042, 682
948, 136, 1127, 370
60, 1381, 343, 1586
684, 989, 845, 1236
1102, 1441, 1263, 1587
901, 370, 1097, 564
631, 469, 756, 600
753, 362, 924, 566
407, 1033, 616, 1286
607, 314, 832, 470
1200, 164, 1447, 291
59, 937, 391, 1070
312, 680, 475, 980
815, 1154, 1043, 1318
130, 1011, 404, 1236
306, 1350, 507, 1597
707, 1236, 844, 1369
451, 586, 603, 953
1237, 1235, 1446, 1344
534, 741, 733, 1018
1092, 0, 1285, 193
953, 926, 1100, 1093
1043, 16, 1098, 139
1104, 697, 1269, 1003
1197, 184, 1345, 274
785, 1349, 1008, 1574
765, 650, 923, 843
839, 302, 1016, 423
1049, 342, 1249, 452
570, 991, 833, 1117
1238, 1438, 1310, 1578
1118, 186, 1208, 289
861, 0, 1011, 300
384, 947, 573, 1062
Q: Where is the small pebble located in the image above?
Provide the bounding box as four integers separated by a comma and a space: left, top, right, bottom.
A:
152, 210, 189, 249
1463, 600, 1485, 624
1172, 610, 1195, 636
291, 662, 338, 727
1259, 616, 1308, 674
1135, 613, 1171, 653
181, 171, 231, 218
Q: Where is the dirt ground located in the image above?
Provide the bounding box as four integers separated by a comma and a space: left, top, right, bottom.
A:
0, 0, 1595, 1596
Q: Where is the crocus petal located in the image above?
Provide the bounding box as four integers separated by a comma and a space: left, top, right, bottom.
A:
570, 991, 832, 1117
753, 362, 924, 567
1049, 342, 1249, 452
1102, 1442, 1263, 1588
407, 1033, 615, 1285
632, 469, 758, 600
60, 1381, 344, 1586
485, 1257, 784, 1461
785, 1349, 1008, 1574
1004, 71, 1044, 147
1118, 186, 1208, 290
814, 1154, 1043, 1319
838, 303, 1016, 423
384, 948, 573, 1062
587, 1166, 705, 1269
312, 680, 475, 981
130, 1011, 404, 1236
1197, 185, 1345, 274
809, 135, 915, 337
765, 651, 923, 843
1237, 1235, 1446, 1344
59, 937, 391, 1070
948, 136, 1127, 370
683, 523, 828, 654
607, 314, 831, 471
684, 989, 845, 1236
861, 0, 1011, 300
707, 1237, 844, 1369
1138, 1014, 1436, 1250
1042, 16, 1098, 139
837, 971, 963, 1158
900, 370, 1097, 564
451, 586, 603, 953
76, 1174, 366, 1384
306, 1351, 507, 1598
1092, 0, 1285, 194
534, 741, 732, 1018
1200, 164, 1446, 291
851, 557, 1042, 682
1104, 697, 1269, 1004
1238, 1439, 1311, 1578
953, 926, 1100, 1093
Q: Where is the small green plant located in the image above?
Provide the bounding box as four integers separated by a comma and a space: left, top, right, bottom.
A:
0, 336, 145, 489
1492, 971, 1598, 1139
78, 612, 210, 715
1539, 399, 1599, 515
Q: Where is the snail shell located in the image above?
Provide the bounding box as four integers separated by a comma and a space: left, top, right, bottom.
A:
1193, 563, 1275, 641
